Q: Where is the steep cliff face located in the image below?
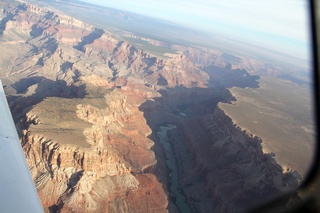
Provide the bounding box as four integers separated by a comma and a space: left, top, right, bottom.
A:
0, 1, 210, 90
178, 45, 288, 77
0, 1, 303, 213
140, 87, 300, 213
170, 107, 300, 212
20, 89, 167, 212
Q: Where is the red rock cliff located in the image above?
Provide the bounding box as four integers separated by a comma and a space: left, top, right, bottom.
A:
21, 89, 168, 212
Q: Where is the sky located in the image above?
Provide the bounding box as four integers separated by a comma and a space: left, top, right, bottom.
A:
79, 0, 311, 61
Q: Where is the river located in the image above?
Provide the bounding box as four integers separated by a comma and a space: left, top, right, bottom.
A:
157, 125, 192, 213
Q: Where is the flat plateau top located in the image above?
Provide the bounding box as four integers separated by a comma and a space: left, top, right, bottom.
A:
0, 80, 43, 213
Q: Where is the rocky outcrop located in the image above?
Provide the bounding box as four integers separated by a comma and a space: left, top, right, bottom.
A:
177, 45, 291, 78
20, 89, 168, 212
0, 1, 211, 90
170, 107, 300, 212
1, 1, 303, 213
140, 87, 301, 213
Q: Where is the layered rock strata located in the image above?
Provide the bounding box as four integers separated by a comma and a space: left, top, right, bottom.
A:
20, 89, 167, 212
140, 88, 301, 213
0, 1, 302, 213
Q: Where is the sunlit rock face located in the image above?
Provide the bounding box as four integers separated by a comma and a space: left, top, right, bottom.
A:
20, 88, 167, 212
0, 1, 302, 212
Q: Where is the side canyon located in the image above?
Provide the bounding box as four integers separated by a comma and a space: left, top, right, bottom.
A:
0, 1, 302, 212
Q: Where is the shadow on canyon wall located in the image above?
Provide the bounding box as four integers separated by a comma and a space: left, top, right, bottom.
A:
73, 28, 105, 52
139, 69, 300, 212
0, 9, 14, 35
204, 64, 260, 88
8, 77, 86, 122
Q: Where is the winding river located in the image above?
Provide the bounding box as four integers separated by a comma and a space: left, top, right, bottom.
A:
157, 125, 192, 213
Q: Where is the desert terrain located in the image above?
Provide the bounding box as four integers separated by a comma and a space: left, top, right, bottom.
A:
0, 0, 314, 212
219, 76, 315, 175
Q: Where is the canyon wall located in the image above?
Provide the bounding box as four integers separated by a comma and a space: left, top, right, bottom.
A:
140, 87, 301, 213
19, 88, 168, 212
170, 107, 300, 212
0, 1, 302, 212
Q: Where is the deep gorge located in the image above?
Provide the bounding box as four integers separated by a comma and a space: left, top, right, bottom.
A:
0, 1, 303, 212
140, 86, 301, 212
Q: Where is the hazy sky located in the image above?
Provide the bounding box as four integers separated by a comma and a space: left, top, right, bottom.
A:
79, 0, 311, 61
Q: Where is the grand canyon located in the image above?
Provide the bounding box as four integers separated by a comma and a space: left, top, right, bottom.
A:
0, 0, 314, 212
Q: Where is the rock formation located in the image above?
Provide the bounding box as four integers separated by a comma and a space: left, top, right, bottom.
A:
20, 88, 167, 212
0, 1, 302, 212
140, 88, 301, 213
